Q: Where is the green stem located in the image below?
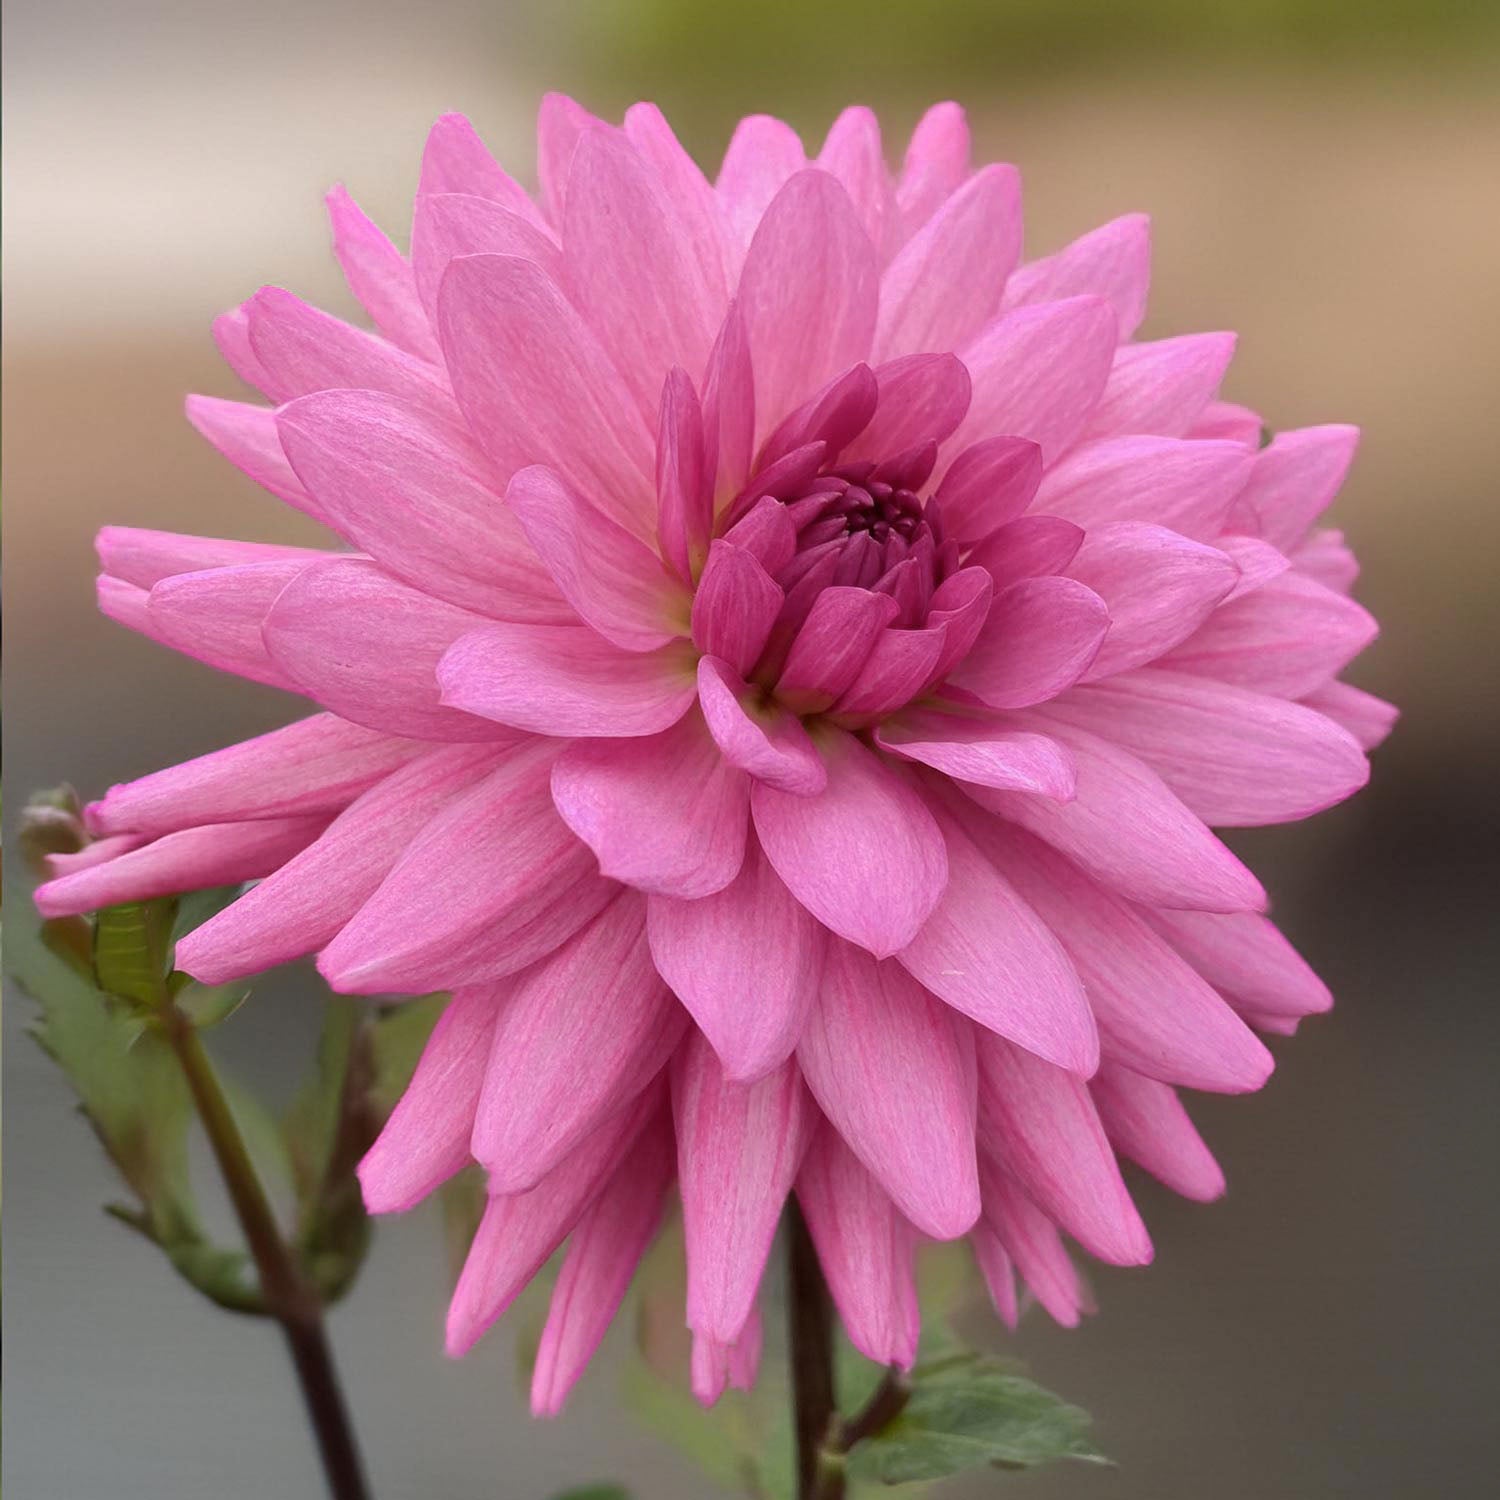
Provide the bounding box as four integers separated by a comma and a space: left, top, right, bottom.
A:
160, 1004, 371, 1500
787, 1199, 843, 1500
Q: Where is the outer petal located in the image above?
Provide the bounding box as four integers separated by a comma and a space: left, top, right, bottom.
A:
966, 716, 1267, 913
1001, 214, 1151, 339
896, 101, 970, 235
275, 390, 569, 621
1299, 679, 1399, 752
175, 744, 504, 985
471, 894, 688, 1190
438, 624, 698, 738
411, 191, 562, 324
796, 1123, 919, 1368
315, 740, 602, 994
34, 816, 325, 919
876, 710, 1077, 800
358, 989, 499, 1214
949, 296, 1118, 464
1039, 670, 1370, 826
737, 171, 879, 442
505, 464, 691, 650
674, 1037, 812, 1340
979, 1160, 1089, 1328
552, 710, 749, 899
1031, 436, 1254, 540
1084, 333, 1237, 440
647, 834, 825, 1082
262, 557, 517, 741
816, 106, 895, 256
976, 1033, 1151, 1264
1089, 1064, 1225, 1202
325, 185, 439, 360
1065, 522, 1240, 680
419, 113, 548, 226
753, 729, 947, 958
875, 165, 1022, 360
897, 810, 1098, 1074
437, 254, 655, 535
1229, 424, 1359, 552
944, 576, 1109, 710
184, 396, 317, 517
798, 941, 980, 1239
96, 527, 326, 590
530, 1113, 674, 1416
716, 114, 807, 252
979, 823, 1273, 1093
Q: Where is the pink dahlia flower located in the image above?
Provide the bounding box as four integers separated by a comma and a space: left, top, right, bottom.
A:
39, 97, 1394, 1411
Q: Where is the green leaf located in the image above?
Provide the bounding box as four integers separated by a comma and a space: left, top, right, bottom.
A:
846, 1352, 1105, 1486
548, 1487, 633, 1500
93, 901, 175, 1009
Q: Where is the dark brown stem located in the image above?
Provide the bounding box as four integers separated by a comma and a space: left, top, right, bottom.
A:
161, 1005, 371, 1500
787, 1198, 843, 1500
835, 1368, 910, 1452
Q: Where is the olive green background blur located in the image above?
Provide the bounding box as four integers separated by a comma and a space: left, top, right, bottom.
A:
4, 2, 1498, 1496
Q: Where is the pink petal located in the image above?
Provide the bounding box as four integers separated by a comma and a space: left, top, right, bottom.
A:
176, 745, 504, 985
691, 1310, 764, 1407
1188, 399, 1263, 446
932, 435, 1043, 545
1299, 679, 1399, 752
945, 575, 1109, 710
438, 624, 698, 738
851, 354, 972, 459
446, 1084, 663, 1357
552, 710, 749, 898
1163, 571, 1378, 699
275, 390, 569, 621
702, 301, 757, 498
737, 171, 879, 442
758, 363, 879, 473
530, 1113, 674, 1415
776, 587, 900, 715
562, 128, 725, 421
816, 106, 894, 257
1218, 534, 1292, 601
419, 113, 547, 226
242, 286, 452, 414
1084, 333, 1237, 440
979, 823, 1273, 1092
647, 834, 825, 1082
950, 296, 1118, 466
877, 710, 1076, 799
1229, 424, 1360, 552
896, 101, 971, 236
976, 1033, 1150, 1264
411, 191, 562, 323
796, 1122, 919, 1368
536, 93, 609, 225
35, 816, 325, 919
832, 626, 947, 721
1290, 527, 1359, 594
971, 1226, 1018, 1329
716, 114, 807, 252
1140, 905, 1332, 1020
262, 557, 516, 741
675, 1036, 812, 1340
897, 810, 1097, 1074
1001, 214, 1151, 339
798, 941, 979, 1238
471, 894, 687, 1189
212, 305, 274, 394
979, 1161, 1089, 1328
505, 464, 690, 650
88, 713, 425, 837
184, 396, 318, 518
1039, 669, 1369, 826
656, 367, 713, 582
691, 542, 783, 675
925, 567, 994, 682
437, 253, 654, 538
967, 716, 1267, 912
96, 526, 327, 589
698, 657, 827, 795
1065, 522, 1240, 680
359, 989, 499, 1214
325, 185, 439, 360
753, 729, 947, 958
961, 516, 1084, 593
1089, 1064, 1225, 1202
315, 740, 603, 995
1031, 435, 1254, 540
876, 165, 1022, 359
147, 561, 309, 690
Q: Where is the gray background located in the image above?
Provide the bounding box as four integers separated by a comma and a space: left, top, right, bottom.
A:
5, 2, 1499, 1495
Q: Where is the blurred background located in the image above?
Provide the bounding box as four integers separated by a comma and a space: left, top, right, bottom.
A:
4, 1, 1498, 1496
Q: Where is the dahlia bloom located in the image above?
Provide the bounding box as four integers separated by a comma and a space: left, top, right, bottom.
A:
38, 97, 1394, 1412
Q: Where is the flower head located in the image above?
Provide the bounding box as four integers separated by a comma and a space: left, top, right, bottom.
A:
39, 97, 1393, 1411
